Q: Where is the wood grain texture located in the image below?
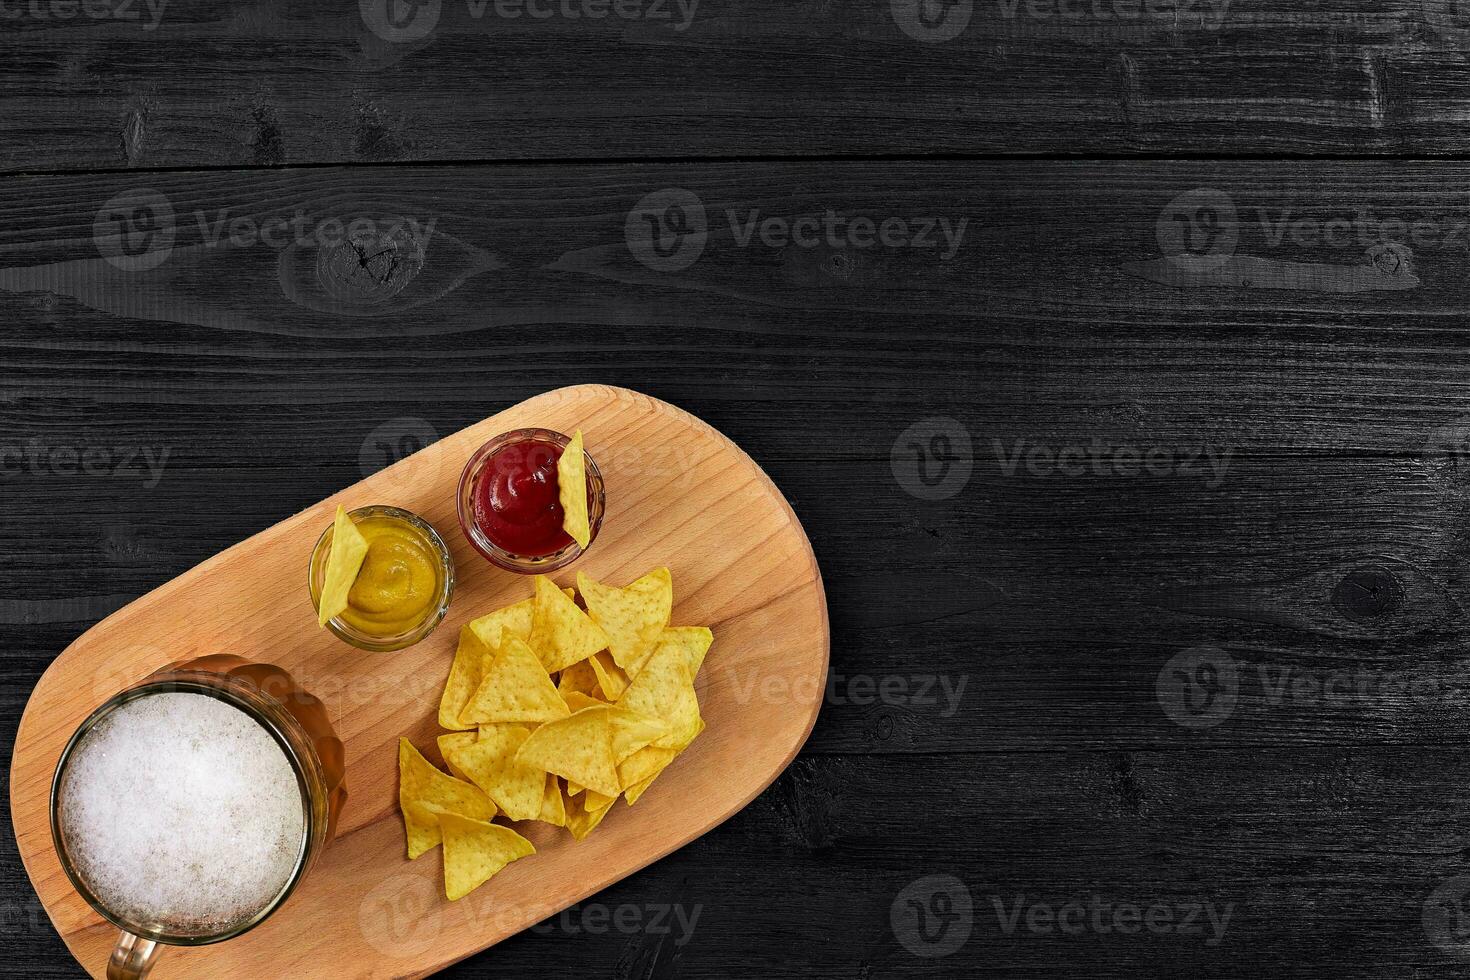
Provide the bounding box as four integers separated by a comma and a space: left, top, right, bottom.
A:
8, 0, 1470, 171
7, 159, 1470, 977
7, 385, 828, 979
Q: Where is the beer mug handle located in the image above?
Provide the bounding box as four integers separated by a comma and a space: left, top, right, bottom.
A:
108, 931, 160, 979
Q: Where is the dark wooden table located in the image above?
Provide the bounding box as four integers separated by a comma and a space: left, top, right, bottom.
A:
9, 2, 1470, 976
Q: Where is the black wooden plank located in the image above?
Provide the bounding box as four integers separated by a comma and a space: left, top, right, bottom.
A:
4, 0, 1468, 169
8, 160, 1470, 975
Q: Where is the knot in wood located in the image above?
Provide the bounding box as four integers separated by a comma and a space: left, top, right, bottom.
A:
316, 218, 425, 307
1332, 565, 1403, 622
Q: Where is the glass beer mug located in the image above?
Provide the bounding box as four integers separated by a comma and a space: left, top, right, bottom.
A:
49, 655, 347, 979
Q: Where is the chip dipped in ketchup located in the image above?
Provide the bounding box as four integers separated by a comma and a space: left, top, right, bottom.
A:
456, 428, 605, 573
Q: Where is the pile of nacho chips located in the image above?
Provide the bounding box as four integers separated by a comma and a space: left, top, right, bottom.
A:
398, 567, 712, 900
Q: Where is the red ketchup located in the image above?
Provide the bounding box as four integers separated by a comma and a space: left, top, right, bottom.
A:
471, 439, 573, 556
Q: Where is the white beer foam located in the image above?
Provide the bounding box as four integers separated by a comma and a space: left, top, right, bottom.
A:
59, 691, 306, 936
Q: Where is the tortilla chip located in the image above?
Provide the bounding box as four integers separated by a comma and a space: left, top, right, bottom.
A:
438, 812, 535, 901
617, 642, 702, 750
562, 690, 607, 714
612, 749, 662, 782
538, 774, 567, 826
398, 738, 496, 859
438, 627, 493, 731
514, 706, 621, 798
528, 575, 608, 673
656, 626, 714, 678
467, 596, 535, 652
588, 650, 631, 700
460, 636, 570, 726
436, 731, 478, 781
566, 786, 616, 841
557, 658, 602, 699
558, 429, 592, 550
623, 771, 660, 806
617, 745, 677, 790
577, 568, 672, 672
317, 506, 368, 627
607, 706, 667, 763
448, 724, 545, 822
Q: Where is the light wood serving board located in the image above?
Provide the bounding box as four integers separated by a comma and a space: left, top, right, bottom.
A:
9, 385, 828, 979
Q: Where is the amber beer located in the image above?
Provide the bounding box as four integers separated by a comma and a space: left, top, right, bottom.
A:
51, 656, 346, 979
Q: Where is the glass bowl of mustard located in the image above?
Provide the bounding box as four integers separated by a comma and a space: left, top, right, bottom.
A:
307, 505, 455, 652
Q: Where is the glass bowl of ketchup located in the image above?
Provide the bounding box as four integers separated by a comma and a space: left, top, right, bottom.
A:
456, 427, 605, 574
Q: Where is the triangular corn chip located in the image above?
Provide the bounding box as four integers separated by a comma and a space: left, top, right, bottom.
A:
448, 724, 545, 822
588, 650, 630, 700
398, 738, 496, 859
453, 588, 577, 727
514, 706, 620, 798
538, 774, 567, 826
558, 658, 602, 699
607, 706, 667, 763
558, 429, 592, 549
617, 643, 702, 750
438, 627, 493, 730
317, 506, 368, 627
460, 636, 570, 726
528, 575, 608, 673
566, 786, 616, 840
656, 626, 714, 677
468, 587, 577, 650
624, 771, 660, 806
562, 690, 607, 714
437, 731, 478, 781
438, 812, 535, 901
577, 568, 672, 672
617, 745, 677, 790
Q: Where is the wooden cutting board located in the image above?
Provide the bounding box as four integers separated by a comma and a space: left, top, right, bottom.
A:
9, 385, 828, 979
